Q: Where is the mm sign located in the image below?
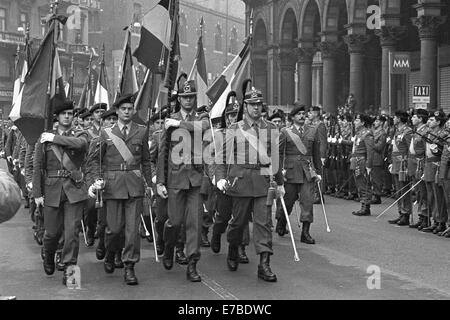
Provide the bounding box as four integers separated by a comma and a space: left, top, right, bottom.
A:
390, 52, 411, 74
413, 85, 431, 104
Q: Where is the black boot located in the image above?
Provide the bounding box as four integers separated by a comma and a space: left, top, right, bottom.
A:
370, 195, 382, 205
418, 218, 429, 230
104, 251, 115, 274
201, 227, 210, 247
301, 222, 315, 244
124, 263, 138, 285
397, 214, 410, 226
275, 216, 288, 237
114, 252, 124, 269
439, 226, 450, 237
186, 257, 201, 282
238, 245, 249, 264
43, 251, 55, 275
388, 215, 402, 224
96, 242, 106, 260
409, 216, 424, 228
162, 244, 174, 270
421, 221, 438, 233
55, 251, 65, 271
156, 238, 164, 256
433, 222, 447, 234
257, 252, 277, 282
227, 245, 239, 271
86, 228, 95, 247
210, 228, 221, 253
352, 203, 371, 216
175, 247, 188, 265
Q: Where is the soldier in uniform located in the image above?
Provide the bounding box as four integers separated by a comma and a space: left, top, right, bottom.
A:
350, 114, 374, 216
215, 87, 284, 282
268, 110, 283, 129
421, 111, 448, 234
371, 115, 387, 205
87, 94, 152, 285
32, 100, 89, 285
308, 106, 327, 204
408, 109, 429, 229
438, 116, 450, 237
156, 80, 210, 282
276, 105, 322, 243
388, 111, 413, 226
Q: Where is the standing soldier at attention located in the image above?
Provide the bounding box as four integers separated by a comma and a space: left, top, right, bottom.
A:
32, 100, 89, 285
156, 80, 209, 282
388, 111, 413, 226
350, 114, 374, 216
276, 105, 322, 244
308, 106, 327, 204
215, 88, 284, 282
86, 94, 152, 286
370, 115, 387, 205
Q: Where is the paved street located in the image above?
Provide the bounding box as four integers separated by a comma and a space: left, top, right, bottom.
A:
1, 174, 450, 300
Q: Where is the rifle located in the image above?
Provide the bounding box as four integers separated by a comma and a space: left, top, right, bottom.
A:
0, 107, 4, 157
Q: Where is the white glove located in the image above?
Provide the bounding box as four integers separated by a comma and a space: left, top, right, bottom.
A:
386, 137, 392, 143
40, 132, 55, 143
88, 185, 97, 198
315, 174, 322, 182
366, 168, 372, 175
321, 158, 326, 166
327, 137, 332, 143
351, 136, 356, 142
338, 137, 343, 144
35, 197, 44, 207
216, 179, 228, 192
20, 168, 25, 176
12, 159, 19, 166
165, 119, 180, 129
7, 155, 12, 162
212, 176, 216, 186
388, 164, 393, 173
0, 151, 4, 158
26, 182, 33, 192
157, 184, 168, 199
151, 175, 156, 184
277, 185, 285, 198
331, 137, 337, 143
93, 179, 105, 190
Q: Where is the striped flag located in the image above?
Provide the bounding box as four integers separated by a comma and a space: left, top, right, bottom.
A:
188, 31, 208, 108
94, 46, 110, 109
117, 29, 139, 100
207, 37, 250, 119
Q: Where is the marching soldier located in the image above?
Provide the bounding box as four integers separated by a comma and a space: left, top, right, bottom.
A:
156, 80, 210, 282
309, 106, 327, 204
371, 115, 387, 205
215, 87, 284, 282
421, 111, 447, 234
408, 109, 429, 229
86, 94, 152, 285
32, 100, 89, 285
388, 111, 413, 226
350, 114, 374, 216
276, 104, 322, 244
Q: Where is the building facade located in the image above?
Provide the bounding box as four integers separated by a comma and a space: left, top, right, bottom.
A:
243, 0, 450, 114
0, 0, 102, 115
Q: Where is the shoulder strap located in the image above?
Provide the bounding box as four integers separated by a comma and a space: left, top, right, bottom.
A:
104, 127, 134, 165
285, 128, 307, 155
237, 122, 271, 165
50, 144, 78, 171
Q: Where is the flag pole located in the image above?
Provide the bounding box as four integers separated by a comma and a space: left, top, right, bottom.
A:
45, 0, 58, 132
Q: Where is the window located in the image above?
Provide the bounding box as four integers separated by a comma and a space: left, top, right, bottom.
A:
180, 13, 187, 44
0, 8, 6, 31
229, 26, 237, 54
40, 15, 47, 36
0, 58, 10, 78
214, 23, 222, 52
19, 12, 29, 31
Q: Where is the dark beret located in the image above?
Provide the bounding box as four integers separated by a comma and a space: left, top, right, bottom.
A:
91, 103, 108, 113
101, 109, 117, 120
290, 105, 306, 117
79, 109, 92, 120
113, 94, 135, 108
53, 100, 75, 115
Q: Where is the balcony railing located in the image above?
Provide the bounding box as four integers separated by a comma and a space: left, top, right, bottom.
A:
0, 31, 25, 45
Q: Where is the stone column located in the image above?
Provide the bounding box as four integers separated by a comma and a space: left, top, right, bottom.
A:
278, 49, 297, 106
412, 15, 446, 109
317, 41, 341, 113
294, 47, 316, 106
267, 45, 278, 105
375, 26, 407, 112
343, 35, 370, 113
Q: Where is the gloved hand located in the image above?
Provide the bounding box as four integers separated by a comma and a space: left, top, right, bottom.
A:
20, 168, 25, 176
388, 164, 393, 173
351, 136, 356, 143
26, 182, 33, 192
6, 155, 12, 162
12, 159, 19, 166
327, 137, 332, 143
216, 179, 228, 192
88, 185, 97, 198
338, 137, 343, 144
35, 197, 44, 207
165, 119, 180, 129
315, 174, 322, 182
366, 167, 372, 175
212, 176, 216, 186
157, 184, 168, 199
151, 175, 157, 184
93, 179, 105, 190
321, 158, 326, 166
277, 185, 285, 198
0, 151, 4, 158
331, 137, 337, 143
40, 132, 55, 143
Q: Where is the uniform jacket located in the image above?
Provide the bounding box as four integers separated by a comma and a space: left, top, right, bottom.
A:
215, 117, 283, 198
5, 129, 17, 158
156, 111, 209, 190
149, 129, 163, 180
391, 125, 412, 174
86, 121, 152, 200
32, 127, 89, 207
439, 141, 450, 181
372, 127, 387, 167
279, 124, 321, 184
424, 127, 446, 182
312, 120, 328, 159
350, 126, 374, 175
25, 143, 36, 185
407, 123, 428, 177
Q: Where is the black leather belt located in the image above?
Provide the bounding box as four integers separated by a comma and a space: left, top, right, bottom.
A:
240, 164, 270, 169
46, 170, 72, 178
104, 164, 140, 171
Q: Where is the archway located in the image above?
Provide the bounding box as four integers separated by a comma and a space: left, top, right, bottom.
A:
279, 8, 298, 105
253, 19, 268, 101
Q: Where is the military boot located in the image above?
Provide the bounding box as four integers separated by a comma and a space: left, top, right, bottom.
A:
175, 246, 188, 265
439, 226, 450, 237
55, 251, 65, 271
410, 215, 424, 228
114, 252, 124, 269
397, 214, 410, 226
86, 228, 95, 247
388, 215, 402, 224
352, 203, 371, 216
210, 228, 221, 253
43, 251, 55, 275
370, 195, 382, 205
200, 227, 210, 247
227, 245, 239, 271
162, 244, 174, 270
257, 252, 277, 282
186, 257, 201, 282
238, 245, 249, 264
275, 216, 288, 237
124, 263, 138, 285
433, 223, 447, 234
418, 218, 429, 230
300, 222, 315, 244
104, 251, 115, 274
421, 221, 438, 233
96, 241, 106, 260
